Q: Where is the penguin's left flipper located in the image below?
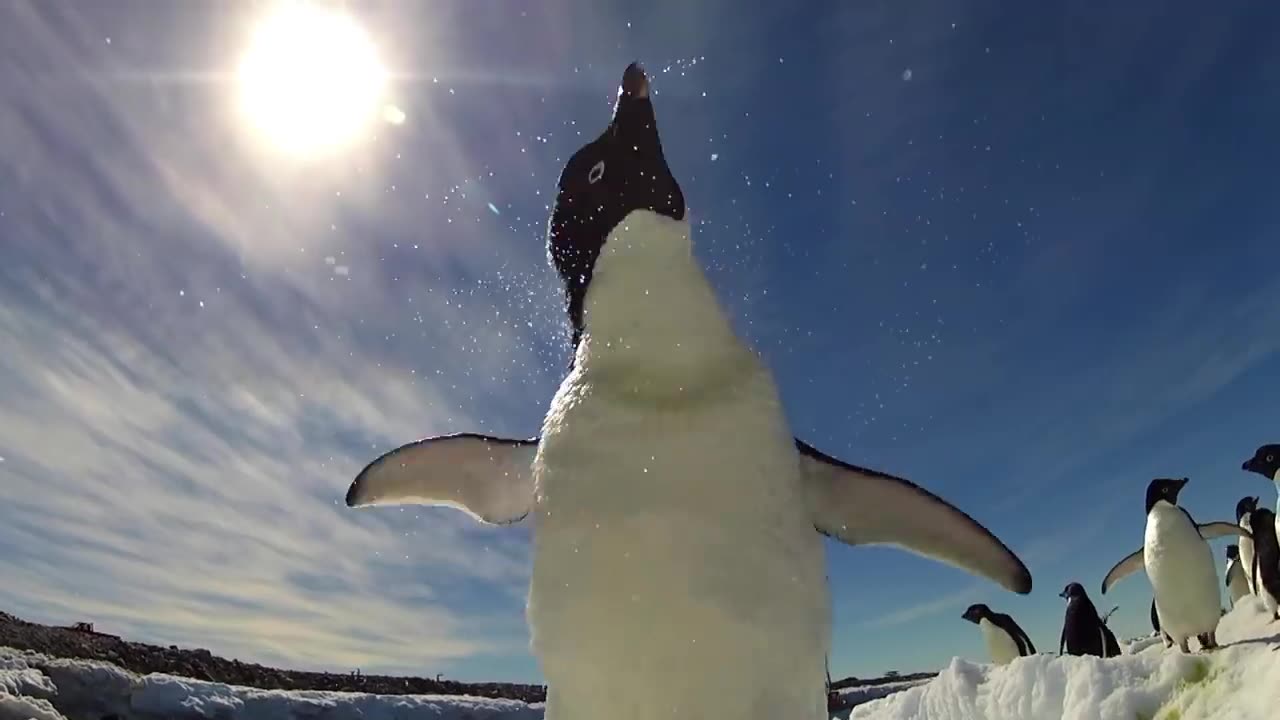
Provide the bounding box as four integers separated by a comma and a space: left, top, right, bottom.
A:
344, 432, 538, 525
1194, 520, 1252, 541
796, 439, 1033, 594
1101, 548, 1146, 594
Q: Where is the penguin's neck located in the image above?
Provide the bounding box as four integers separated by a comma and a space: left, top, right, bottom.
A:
573, 211, 752, 391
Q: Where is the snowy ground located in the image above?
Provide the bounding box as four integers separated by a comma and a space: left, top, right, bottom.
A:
5, 602, 1273, 720
0, 647, 544, 720
851, 597, 1280, 720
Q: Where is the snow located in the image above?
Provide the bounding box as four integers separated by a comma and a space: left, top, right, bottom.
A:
851, 597, 1280, 720
0, 647, 542, 720
3, 601, 1274, 720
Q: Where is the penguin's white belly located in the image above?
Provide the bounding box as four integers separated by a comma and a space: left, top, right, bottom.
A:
978, 619, 1020, 665
1227, 563, 1251, 606
1145, 507, 1221, 641
1240, 535, 1256, 594
529, 368, 829, 720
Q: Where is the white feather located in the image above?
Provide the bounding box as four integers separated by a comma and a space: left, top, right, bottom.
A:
529, 211, 828, 720
1226, 557, 1251, 607
978, 618, 1021, 666
1145, 501, 1223, 646
1240, 517, 1257, 595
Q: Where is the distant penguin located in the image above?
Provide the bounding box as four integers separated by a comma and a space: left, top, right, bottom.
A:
342, 63, 1034, 720
1242, 444, 1280, 572
1059, 583, 1108, 656
962, 604, 1036, 665
1225, 544, 1251, 608
1244, 507, 1280, 621
1102, 478, 1249, 652
1237, 496, 1261, 594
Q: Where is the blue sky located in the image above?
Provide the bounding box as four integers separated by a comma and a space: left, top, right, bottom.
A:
1, 0, 1278, 684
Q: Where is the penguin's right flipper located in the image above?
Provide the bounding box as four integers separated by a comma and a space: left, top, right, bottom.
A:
796, 439, 1033, 594
1101, 548, 1146, 594
1196, 521, 1252, 541
344, 433, 538, 525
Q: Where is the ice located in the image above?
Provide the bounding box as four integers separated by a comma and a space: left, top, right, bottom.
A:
851, 597, 1280, 720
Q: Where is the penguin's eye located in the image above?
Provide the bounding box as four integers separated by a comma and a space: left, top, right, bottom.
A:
588, 160, 606, 185
1267, 454, 1274, 463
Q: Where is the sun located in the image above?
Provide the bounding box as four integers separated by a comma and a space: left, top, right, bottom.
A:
236, 1, 389, 157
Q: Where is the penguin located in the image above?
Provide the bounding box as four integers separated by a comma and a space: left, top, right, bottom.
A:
1237, 496, 1261, 594
1101, 477, 1250, 653
1244, 507, 1280, 621
1242, 445, 1280, 572
961, 603, 1036, 665
1059, 582, 1109, 656
342, 63, 1033, 720
1224, 544, 1251, 608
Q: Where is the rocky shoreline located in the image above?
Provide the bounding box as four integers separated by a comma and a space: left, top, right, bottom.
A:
0, 610, 931, 710
0, 611, 547, 703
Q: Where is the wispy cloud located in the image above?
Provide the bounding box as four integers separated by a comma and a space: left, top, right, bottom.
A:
0, 0, 566, 679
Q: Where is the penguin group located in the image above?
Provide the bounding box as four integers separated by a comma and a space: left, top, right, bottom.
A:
337, 62, 1279, 719
962, 446, 1280, 665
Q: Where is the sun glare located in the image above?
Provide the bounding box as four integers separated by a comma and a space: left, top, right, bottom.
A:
236, 2, 389, 157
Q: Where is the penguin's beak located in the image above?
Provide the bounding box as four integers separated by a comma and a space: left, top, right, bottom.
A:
1243, 457, 1260, 473
611, 62, 655, 127
1174, 477, 1189, 491
1058, 588, 1069, 599
605, 61, 685, 222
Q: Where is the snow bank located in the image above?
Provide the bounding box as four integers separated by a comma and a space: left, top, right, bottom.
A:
851, 597, 1280, 720
17, 608, 1266, 720
0, 646, 541, 720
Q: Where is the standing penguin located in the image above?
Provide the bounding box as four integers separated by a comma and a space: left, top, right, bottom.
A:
1102, 478, 1250, 652
1244, 507, 1280, 621
343, 63, 1033, 720
1242, 445, 1280, 583
1224, 545, 1251, 608
1059, 583, 1108, 656
961, 604, 1036, 665
1237, 496, 1260, 594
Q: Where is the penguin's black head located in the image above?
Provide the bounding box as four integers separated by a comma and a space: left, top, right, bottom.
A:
961, 603, 990, 624
1237, 496, 1260, 524
1242, 444, 1280, 481
1059, 582, 1086, 600
1227, 544, 1240, 560
547, 62, 686, 351
1144, 477, 1189, 514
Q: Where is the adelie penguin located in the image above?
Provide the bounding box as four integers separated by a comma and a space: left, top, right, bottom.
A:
962, 604, 1036, 665
1058, 583, 1118, 657
1242, 506, 1280, 621
342, 63, 1033, 720
1242, 445, 1280, 576
1224, 544, 1251, 609
1237, 496, 1261, 594
1102, 478, 1250, 653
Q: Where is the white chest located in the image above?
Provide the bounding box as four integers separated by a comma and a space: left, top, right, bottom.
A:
1226, 559, 1251, 604
522, 212, 830, 720
1145, 503, 1221, 639
978, 618, 1020, 665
